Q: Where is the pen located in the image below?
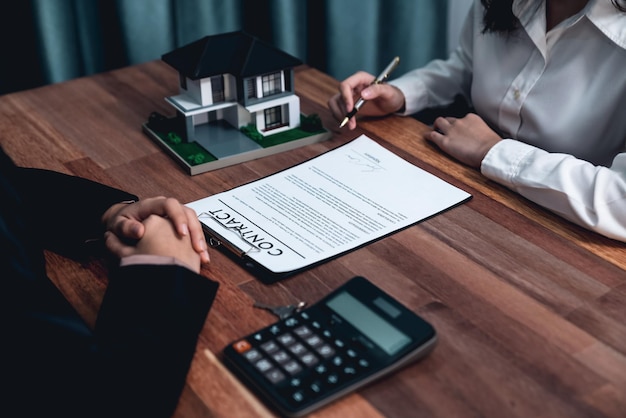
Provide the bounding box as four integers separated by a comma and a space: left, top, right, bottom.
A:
339, 56, 400, 128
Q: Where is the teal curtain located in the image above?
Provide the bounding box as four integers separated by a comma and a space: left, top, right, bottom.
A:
1, 0, 449, 95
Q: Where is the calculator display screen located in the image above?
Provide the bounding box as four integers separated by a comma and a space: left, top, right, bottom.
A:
326, 291, 411, 356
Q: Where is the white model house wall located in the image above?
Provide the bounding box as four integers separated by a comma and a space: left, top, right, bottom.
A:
248, 94, 300, 135
176, 69, 299, 137
181, 73, 237, 108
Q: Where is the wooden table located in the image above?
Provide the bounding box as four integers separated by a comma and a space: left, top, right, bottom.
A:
1, 61, 625, 418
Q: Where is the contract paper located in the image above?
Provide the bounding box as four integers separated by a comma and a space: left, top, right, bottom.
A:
186, 135, 471, 274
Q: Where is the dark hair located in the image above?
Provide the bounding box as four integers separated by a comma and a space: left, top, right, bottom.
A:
481, 0, 626, 33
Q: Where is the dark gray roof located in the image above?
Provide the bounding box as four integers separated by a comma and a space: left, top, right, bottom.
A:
162, 31, 303, 80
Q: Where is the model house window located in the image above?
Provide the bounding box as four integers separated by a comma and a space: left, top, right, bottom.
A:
246, 78, 256, 99
179, 73, 187, 90
261, 72, 282, 97
264, 106, 282, 129
211, 75, 225, 102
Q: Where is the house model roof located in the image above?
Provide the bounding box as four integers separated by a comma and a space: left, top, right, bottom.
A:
162, 30, 303, 80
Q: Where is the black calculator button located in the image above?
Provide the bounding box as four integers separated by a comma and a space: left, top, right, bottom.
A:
289, 377, 302, 387
283, 360, 303, 375
260, 340, 279, 354
272, 350, 291, 364
277, 333, 296, 346
346, 348, 357, 358
285, 317, 299, 327
264, 369, 286, 384
342, 366, 357, 376
316, 344, 335, 358
288, 343, 307, 355
326, 374, 339, 385
243, 348, 262, 362
291, 390, 306, 404
254, 358, 274, 373
309, 381, 323, 394
305, 334, 323, 347
331, 356, 343, 367
334, 339, 345, 348
269, 325, 281, 335
293, 325, 312, 338
358, 358, 370, 368
300, 352, 319, 367
314, 364, 328, 375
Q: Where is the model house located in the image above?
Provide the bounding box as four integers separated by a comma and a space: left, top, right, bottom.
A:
161, 30, 303, 142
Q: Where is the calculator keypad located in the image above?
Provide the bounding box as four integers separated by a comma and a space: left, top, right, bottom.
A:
230, 311, 372, 407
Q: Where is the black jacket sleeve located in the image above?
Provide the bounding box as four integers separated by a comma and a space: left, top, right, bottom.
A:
1, 147, 220, 417
14, 166, 138, 257
7, 263, 219, 418
93, 264, 219, 417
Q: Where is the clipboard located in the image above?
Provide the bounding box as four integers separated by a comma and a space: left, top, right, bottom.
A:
186, 135, 471, 283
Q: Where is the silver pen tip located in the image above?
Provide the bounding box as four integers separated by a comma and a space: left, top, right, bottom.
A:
339, 117, 349, 128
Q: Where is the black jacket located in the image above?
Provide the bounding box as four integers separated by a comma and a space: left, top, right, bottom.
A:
0, 147, 219, 417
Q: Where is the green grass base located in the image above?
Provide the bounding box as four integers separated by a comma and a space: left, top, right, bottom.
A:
148, 114, 325, 166
150, 130, 217, 166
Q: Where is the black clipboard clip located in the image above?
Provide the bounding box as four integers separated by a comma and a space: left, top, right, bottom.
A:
197, 212, 261, 258
197, 211, 301, 284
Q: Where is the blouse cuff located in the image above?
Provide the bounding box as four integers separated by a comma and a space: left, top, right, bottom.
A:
480, 139, 539, 188
388, 77, 430, 116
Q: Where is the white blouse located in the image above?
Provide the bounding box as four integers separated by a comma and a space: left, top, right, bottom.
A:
389, 0, 626, 241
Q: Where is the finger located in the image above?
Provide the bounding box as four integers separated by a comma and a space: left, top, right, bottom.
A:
114, 218, 145, 240
360, 83, 385, 101
327, 94, 346, 121
432, 116, 452, 133
338, 71, 375, 112
425, 130, 450, 151
107, 197, 164, 240
339, 82, 356, 112
103, 231, 135, 259
425, 130, 439, 144
348, 117, 357, 130
184, 206, 211, 263
161, 197, 192, 237
136, 196, 168, 219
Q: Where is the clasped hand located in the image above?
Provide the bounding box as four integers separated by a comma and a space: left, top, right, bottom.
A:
101, 196, 209, 273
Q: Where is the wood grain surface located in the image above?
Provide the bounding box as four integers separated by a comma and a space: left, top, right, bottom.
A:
1, 61, 624, 417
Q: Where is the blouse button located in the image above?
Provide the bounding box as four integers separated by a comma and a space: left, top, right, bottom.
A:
513, 89, 521, 100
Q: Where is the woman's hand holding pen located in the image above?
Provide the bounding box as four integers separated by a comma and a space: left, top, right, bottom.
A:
328, 71, 406, 130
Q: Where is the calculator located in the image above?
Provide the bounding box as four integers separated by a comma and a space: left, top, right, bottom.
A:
222, 276, 437, 417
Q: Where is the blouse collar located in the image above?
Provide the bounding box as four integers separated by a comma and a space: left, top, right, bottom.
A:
512, 0, 626, 49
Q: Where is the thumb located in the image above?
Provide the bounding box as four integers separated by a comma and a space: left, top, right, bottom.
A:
113, 218, 145, 240
361, 84, 383, 100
